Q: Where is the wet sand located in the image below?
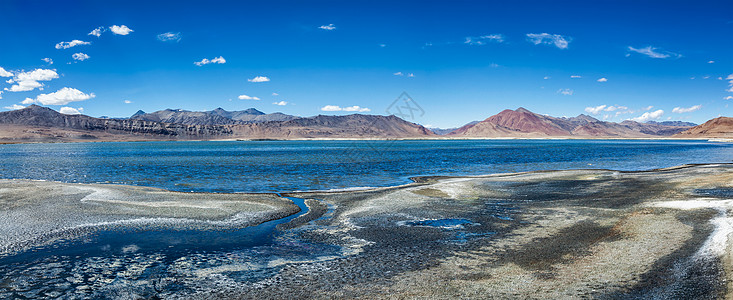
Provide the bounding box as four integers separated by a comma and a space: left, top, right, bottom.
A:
1, 164, 733, 298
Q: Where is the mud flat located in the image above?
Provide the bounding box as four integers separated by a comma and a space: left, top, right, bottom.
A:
2, 164, 733, 299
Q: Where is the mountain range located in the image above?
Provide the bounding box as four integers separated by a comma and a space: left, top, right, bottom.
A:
130, 108, 298, 125
0, 105, 727, 143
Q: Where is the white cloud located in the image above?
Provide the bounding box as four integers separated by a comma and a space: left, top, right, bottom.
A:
557, 88, 574, 95
726, 73, 733, 93
320, 105, 370, 112
643, 105, 654, 111
4, 104, 25, 110
672, 105, 702, 113
55, 40, 90, 50
238, 94, 260, 100
88, 27, 105, 37
318, 24, 336, 30
628, 110, 664, 122
597, 77, 608, 82
248, 76, 270, 82
72, 53, 90, 61
343, 105, 370, 112
0, 90, 2, 99
465, 34, 505, 45
59, 107, 83, 115
543, 76, 550, 80
0, 67, 12, 77
124, 100, 132, 104
627, 46, 681, 59
321, 105, 341, 111
724, 96, 733, 100
4, 69, 59, 92
526, 33, 571, 49
393, 72, 403, 76
273, 101, 288, 106
272, 92, 279, 96
194, 56, 226, 66
25, 87, 95, 105
570, 75, 582, 79
407, 73, 415, 77
109, 25, 133, 35
585, 105, 607, 115
708, 60, 715, 64
585, 105, 630, 115
157, 32, 181, 42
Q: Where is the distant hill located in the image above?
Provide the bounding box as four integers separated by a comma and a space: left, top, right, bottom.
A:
130, 108, 298, 125
430, 121, 480, 135
0, 105, 434, 143
449, 107, 694, 138
673, 117, 733, 138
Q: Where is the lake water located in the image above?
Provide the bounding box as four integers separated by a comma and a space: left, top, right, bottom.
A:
0, 140, 731, 193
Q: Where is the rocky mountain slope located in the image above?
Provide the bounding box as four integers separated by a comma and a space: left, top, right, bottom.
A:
449, 107, 694, 137
0, 105, 434, 142
673, 117, 733, 138
131, 108, 297, 125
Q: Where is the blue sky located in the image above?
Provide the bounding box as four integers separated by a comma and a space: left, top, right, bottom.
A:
0, 0, 732, 128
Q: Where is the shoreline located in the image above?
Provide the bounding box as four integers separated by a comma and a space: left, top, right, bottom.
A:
1, 163, 732, 297
0, 136, 729, 145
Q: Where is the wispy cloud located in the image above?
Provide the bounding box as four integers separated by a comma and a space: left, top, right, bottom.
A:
570, 75, 582, 79
557, 88, 574, 95
4, 69, 59, 92
109, 25, 133, 35
72, 53, 90, 61
597, 77, 608, 82
320, 105, 370, 112
55, 40, 90, 49
464, 34, 504, 45
157, 32, 181, 42
628, 110, 664, 122
726, 74, 733, 92
393, 72, 403, 76
42, 58, 53, 65
194, 56, 226, 66
526, 33, 571, 49
4, 104, 25, 110
273, 101, 288, 106
238, 94, 260, 100
318, 24, 336, 31
124, 100, 132, 104
248, 76, 270, 82
672, 105, 701, 113
627, 46, 681, 59
21, 87, 94, 105
708, 60, 715, 64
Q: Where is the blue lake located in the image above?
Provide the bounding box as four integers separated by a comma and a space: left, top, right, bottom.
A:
0, 139, 730, 193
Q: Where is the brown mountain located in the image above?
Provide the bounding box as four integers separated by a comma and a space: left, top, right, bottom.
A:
449, 107, 693, 138
673, 117, 733, 138
0, 105, 434, 143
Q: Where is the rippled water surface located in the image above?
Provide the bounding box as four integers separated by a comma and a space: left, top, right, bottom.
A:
0, 140, 730, 192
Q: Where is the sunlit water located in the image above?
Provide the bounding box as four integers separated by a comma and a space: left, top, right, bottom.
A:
0, 139, 730, 193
